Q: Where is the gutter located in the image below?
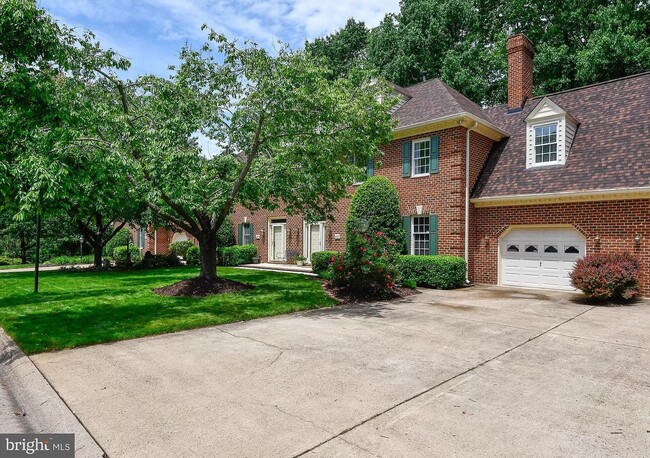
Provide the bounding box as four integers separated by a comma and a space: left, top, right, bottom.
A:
465, 121, 478, 283
393, 112, 510, 139
471, 186, 650, 207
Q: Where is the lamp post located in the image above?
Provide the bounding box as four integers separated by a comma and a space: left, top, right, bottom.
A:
79, 236, 84, 260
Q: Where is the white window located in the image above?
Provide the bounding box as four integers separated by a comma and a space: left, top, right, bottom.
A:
137, 228, 146, 249
534, 123, 558, 164
412, 139, 430, 176
242, 224, 252, 245
412, 217, 430, 255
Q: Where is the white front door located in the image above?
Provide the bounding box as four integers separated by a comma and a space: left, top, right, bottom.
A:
500, 227, 585, 290
270, 224, 286, 261
305, 222, 325, 262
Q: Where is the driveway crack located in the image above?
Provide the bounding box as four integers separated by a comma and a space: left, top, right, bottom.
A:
217, 328, 292, 351
293, 305, 596, 457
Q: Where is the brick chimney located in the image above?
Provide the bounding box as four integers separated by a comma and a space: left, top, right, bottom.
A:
507, 34, 534, 111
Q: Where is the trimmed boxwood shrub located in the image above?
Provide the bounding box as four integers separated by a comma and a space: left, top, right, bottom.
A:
139, 252, 181, 268
397, 255, 466, 289
169, 240, 194, 258
570, 252, 640, 301
113, 246, 142, 265
311, 250, 339, 276
104, 228, 132, 257
346, 176, 404, 250
185, 246, 200, 266
217, 244, 258, 266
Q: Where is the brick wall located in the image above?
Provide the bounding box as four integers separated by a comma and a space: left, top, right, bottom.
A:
507, 34, 534, 110
233, 125, 496, 261
471, 199, 650, 294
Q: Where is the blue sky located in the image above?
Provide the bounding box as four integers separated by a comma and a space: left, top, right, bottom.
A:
40, 0, 400, 79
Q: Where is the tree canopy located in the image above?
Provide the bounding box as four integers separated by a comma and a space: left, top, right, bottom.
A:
306, 0, 650, 105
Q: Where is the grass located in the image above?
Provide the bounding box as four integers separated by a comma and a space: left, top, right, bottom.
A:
0, 267, 337, 354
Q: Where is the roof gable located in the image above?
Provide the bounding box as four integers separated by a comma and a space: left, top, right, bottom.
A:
525, 97, 578, 125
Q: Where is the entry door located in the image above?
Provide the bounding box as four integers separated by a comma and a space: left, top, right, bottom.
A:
500, 228, 585, 290
306, 223, 324, 262
270, 224, 286, 261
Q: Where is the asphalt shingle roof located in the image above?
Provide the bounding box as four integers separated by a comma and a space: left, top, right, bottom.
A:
393, 79, 496, 129
473, 72, 650, 198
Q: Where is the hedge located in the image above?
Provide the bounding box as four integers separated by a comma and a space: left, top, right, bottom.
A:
311, 251, 339, 276
217, 244, 258, 266
396, 255, 466, 289
186, 246, 200, 267
139, 252, 181, 269
113, 246, 142, 265
570, 252, 640, 301
169, 240, 194, 258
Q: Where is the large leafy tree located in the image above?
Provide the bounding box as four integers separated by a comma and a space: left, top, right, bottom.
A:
86, 31, 396, 280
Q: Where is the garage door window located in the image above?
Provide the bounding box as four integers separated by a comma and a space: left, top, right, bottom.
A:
544, 245, 558, 253
564, 245, 580, 254
507, 244, 519, 252
525, 245, 538, 253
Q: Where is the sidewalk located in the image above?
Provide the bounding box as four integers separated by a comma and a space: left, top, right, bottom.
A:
0, 264, 93, 274
238, 262, 316, 275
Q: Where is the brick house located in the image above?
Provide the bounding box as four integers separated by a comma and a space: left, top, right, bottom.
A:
215, 34, 650, 293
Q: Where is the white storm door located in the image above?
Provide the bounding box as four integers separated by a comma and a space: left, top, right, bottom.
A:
271, 224, 286, 261
306, 223, 324, 262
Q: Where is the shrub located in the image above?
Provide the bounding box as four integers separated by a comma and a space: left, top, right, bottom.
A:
217, 244, 258, 266
0, 256, 12, 265
330, 229, 399, 297
186, 246, 200, 267
217, 218, 236, 247
311, 251, 339, 276
43, 255, 94, 266
396, 255, 466, 289
570, 252, 640, 301
139, 251, 181, 269
104, 228, 133, 257
113, 246, 142, 265
346, 176, 404, 251
169, 240, 194, 258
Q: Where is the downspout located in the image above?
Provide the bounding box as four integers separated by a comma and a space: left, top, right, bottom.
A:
465, 121, 478, 283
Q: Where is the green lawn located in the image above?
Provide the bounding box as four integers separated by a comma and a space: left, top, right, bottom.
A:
0, 267, 337, 354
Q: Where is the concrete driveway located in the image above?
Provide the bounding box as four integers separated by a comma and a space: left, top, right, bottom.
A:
31, 286, 650, 457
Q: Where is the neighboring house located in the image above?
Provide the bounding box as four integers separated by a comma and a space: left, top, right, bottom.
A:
235, 33, 649, 294
127, 226, 193, 256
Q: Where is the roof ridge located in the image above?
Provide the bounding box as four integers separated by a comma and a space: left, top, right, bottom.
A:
485, 71, 650, 110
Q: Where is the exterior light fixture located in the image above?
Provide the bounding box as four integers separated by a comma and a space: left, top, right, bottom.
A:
634, 234, 642, 244
594, 234, 600, 243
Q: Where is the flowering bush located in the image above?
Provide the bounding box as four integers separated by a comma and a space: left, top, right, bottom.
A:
329, 229, 399, 298
570, 252, 640, 301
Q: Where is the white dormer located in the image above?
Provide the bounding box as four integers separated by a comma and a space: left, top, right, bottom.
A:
525, 97, 578, 169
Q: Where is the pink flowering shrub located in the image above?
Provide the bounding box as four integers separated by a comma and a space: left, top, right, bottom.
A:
329, 229, 399, 297
570, 252, 640, 301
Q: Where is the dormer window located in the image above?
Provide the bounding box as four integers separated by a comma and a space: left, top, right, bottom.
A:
525, 97, 578, 169
534, 123, 558, 164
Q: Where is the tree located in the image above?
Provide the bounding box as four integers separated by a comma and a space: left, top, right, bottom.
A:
305, 19, 370, 79
346, 176, 404, 250
87, 31, 396, 281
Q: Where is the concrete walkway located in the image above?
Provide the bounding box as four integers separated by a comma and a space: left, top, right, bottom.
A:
238, 262, 316, 275
0, 264, 92, 274
0, 330, 105, 457
29, 285, 650, 457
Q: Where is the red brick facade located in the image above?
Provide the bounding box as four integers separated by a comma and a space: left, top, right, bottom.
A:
507, 34, 534, 110
471, 200, 650, 295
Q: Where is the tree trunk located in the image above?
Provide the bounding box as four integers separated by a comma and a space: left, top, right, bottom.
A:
92, 242, 103, 267
19, 229, 28, 264
198, 233, 218, 280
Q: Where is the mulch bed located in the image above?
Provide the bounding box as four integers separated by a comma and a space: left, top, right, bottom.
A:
153, 276, 254, 297
323, 283, 420, 304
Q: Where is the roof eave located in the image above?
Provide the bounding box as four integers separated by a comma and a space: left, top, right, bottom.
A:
471, 187, 650, 207
393, 112, 510, 141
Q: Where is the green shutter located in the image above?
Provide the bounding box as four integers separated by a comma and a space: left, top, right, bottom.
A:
367, 156, 374, 177
402, 140, 411, 177
429, 215, 438, 255
237, 223, 243, 245
402, 216, 411, 254
430, 136, 439, 173
249, 223, 254, 244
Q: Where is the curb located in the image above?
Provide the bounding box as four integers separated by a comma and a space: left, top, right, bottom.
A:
0, 329, 106, 457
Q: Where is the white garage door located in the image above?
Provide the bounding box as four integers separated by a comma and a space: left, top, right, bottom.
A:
500, 228, 585, 291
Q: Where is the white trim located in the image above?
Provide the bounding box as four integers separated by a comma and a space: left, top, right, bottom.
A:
411, 137, 431, 177
411, 216, 430, 256
529, 121, 562, 168
472, 186, 650, 207
394, 112, 510, 139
